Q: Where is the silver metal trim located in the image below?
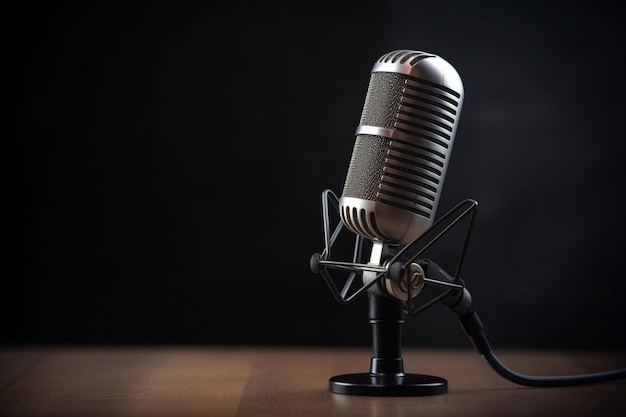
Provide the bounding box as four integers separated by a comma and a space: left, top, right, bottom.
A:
355, 125, 450, 155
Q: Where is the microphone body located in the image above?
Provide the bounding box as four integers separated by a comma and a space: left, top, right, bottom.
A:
340, 50, 464, 247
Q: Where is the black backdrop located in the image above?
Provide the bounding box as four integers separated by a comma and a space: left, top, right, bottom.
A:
11, 1, 626, 349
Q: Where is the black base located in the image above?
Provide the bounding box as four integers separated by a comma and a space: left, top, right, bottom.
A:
329, 373, 448, 396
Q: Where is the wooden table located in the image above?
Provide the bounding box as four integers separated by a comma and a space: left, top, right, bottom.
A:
1, 346, 624, 416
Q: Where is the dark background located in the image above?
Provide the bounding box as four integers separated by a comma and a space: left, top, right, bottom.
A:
10, 1, 626, 350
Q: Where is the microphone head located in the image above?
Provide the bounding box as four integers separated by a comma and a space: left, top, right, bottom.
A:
340, 50, 464, 246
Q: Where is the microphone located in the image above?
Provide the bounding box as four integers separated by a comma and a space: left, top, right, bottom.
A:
327, 50, 469, 303
310, 49, 471, 396
339, 50, 464, 247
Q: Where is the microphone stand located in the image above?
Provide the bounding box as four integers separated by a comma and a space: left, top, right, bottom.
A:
329, 292, 447, 396
311, 191, 478, 396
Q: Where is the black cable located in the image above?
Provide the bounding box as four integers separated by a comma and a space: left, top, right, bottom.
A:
460, 311, 626, 387
482, 349, 626, 387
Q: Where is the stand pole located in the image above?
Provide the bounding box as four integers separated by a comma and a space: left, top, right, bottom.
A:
329, 293, 448, 396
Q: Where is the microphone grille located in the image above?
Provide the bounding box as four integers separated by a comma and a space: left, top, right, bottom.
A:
344, 71, 462, 219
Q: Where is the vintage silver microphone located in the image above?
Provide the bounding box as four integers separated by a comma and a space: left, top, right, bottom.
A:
337, 50, 468, 303
339, 50, 464, 247
310, 50, 472, 305
310, 50, 471, 396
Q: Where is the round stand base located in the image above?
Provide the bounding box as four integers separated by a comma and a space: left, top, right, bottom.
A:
329, 373, 448, 396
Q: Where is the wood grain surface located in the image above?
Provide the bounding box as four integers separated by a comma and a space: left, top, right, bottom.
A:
1, 346, 624, 417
